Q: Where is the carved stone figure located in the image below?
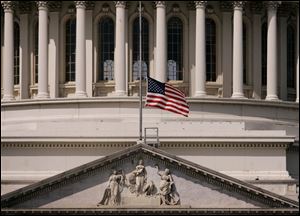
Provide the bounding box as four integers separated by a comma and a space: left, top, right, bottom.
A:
97, 170, 125, 206
127, 159, 147, 196
156, 167, 180, 205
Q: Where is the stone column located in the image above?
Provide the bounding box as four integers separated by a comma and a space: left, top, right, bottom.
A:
220, 2, 233, 98
155, 1, 167, 82
19, 2, 32, 99
1, 1, 15, 101
266, 2, 280, 101
194, 1, 207, 97
114, 1, 126, 96
36, 1, 50, 99
75, 1, 87, 97
296, 4, 299, 103
251, 3, 262, 99
231, 1, 245, 99
278, 8, 288, 101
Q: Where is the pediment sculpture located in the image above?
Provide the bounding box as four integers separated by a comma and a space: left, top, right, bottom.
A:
97, 159, 180, 206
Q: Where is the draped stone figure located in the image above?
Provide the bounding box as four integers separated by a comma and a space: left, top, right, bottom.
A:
156, 167, 180, 205
97, 170, 125, 206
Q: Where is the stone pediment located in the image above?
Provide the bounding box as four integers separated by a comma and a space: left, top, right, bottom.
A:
1, 144, 299, 214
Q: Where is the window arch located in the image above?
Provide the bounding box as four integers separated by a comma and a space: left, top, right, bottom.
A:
261, 22, 267, 86
65, 18, 76, 82
167, 17, 183, 81
287, 25, 296, 89
34, 21, 38, 84
99, 17, 114, 81
132, 16, 149, 80
206, 18, 216, 82
14, 21, 20, 85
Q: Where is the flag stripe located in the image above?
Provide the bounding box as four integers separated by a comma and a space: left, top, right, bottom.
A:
146, 98, 189, 113
146, 76, 189, 117
146, 94, 189, 110
165, 86, 185, 98
146, 103, 188, 117
165, 84, 186, 97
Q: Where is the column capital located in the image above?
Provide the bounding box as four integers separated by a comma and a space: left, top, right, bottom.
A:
1, 1, 15, 13
194, 1, 207, 9
36, 1, 48, 10
232, 1, 246, 10
154, 1, 165, 8
114, 1, 126, 8
220, 1, 232, 12
250, 1, 263, 14
75, 1, 86, 9
264, 1, 281, 11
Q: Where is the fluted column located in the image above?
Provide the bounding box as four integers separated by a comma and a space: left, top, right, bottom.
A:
36, 1, 50, 99
296, 4, 299, 103
194, 1, 207, 97
114, 1, 126, 96
155, 1, 166, 82
74, 1, 87, 97
231, 1, 245, 99
266, 2, 280, 101
1, 1, 15, 101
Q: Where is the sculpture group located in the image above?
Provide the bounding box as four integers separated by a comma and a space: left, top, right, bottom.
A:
97, 159, 180, 206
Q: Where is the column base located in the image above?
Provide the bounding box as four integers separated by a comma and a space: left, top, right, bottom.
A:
1, 95, 15, 101
231, 92, 246, 99
113, 90, 127, 97
75, 91, 88, 98
36, 92, 50, 99
265, 94, 279, 101
194, 91, 207, 98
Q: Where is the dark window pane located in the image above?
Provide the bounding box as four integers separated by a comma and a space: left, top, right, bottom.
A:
14, 22, 20, 85
205, 18, 216, 82
66, 18, 76, 82
167, 17, 183, 81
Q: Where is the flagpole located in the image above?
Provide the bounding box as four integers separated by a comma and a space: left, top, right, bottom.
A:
139, 1, 143, 141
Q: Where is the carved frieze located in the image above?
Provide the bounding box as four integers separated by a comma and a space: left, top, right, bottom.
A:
265, 1, 280, 11
250, 1, 263, 14
232, 1, 246, 10
220, 1, 232, 12
19, 2, 32, 14
47, 1, 62, 12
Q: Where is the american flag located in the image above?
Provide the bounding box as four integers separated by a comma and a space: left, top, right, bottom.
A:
145, 77, 189, 117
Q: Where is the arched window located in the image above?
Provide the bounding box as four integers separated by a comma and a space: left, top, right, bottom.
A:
34, 21, 38, 84
133, 16, 149, 80
99, 17, 114, 81
287, 25, 295, 89
243, 22, 247, 84
167, 17, 183, 81
14, 22, 20, 85
206, 18, 216, 82
261, 22, 267, 86
65, 18, 76, 82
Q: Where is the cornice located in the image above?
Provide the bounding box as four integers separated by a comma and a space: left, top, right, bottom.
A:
1, 144, 298, 209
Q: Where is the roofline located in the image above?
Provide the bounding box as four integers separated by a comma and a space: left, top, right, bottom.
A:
1, 144, 299, 208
